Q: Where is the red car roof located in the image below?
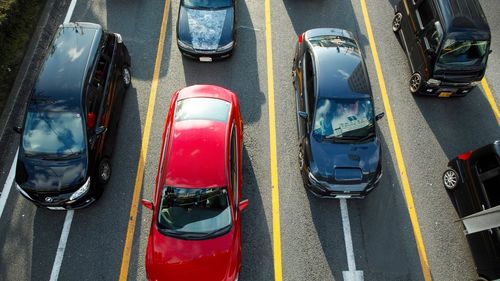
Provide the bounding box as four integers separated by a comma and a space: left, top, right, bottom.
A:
164, 119, 227, 188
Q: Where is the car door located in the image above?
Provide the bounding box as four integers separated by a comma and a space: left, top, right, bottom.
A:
408, 0, 436, 75
99, 33, 121, 156
293, 39, 306, 138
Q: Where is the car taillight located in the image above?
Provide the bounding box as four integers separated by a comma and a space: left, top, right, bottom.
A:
458, 150, 473, 161
298, 33, 304, 43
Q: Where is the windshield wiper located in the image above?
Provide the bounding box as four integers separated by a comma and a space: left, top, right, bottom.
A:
355, 132, 375, 143
57, 151, 82, 159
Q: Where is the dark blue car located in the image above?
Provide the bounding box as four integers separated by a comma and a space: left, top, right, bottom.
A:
176, 0, 236, 61
292, 28, 384, 199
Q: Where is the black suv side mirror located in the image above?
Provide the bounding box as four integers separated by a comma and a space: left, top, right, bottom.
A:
375, 113, 385, 121
13, 126, 22, 134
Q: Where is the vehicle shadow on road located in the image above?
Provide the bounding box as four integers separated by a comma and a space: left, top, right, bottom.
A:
181, 0, 265, 125
282, 0, 369, 52
240, 146, 275, 281
413, 89, 499, 160
349, 132, 425, 281
304, 132, 423, 280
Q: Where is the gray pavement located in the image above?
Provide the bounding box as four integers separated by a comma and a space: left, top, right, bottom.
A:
0, 0, 499, 280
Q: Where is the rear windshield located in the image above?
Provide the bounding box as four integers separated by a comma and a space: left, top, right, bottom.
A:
175, 98, 230, 122
437, 39, 489, 66
22, 111, 85, 157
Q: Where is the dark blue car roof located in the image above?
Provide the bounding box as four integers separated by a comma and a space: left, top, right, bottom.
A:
30, 22, 102, 112
308, 34, 371, 99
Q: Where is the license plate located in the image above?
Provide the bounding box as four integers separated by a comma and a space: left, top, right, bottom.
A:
438, 91, 452, 98
199, 57, 212, 62
335, 195, 352, 199
47, 206, 66, 211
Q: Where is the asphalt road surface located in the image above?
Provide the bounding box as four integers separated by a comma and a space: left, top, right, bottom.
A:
0, 0, 499, 280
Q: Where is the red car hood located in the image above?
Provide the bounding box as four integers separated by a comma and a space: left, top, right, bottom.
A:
147, 227, 236, 281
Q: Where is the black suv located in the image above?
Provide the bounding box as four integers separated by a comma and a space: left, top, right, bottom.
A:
392, 0, 491, 96
443, 141, 500, 280
14, 22, 131, 210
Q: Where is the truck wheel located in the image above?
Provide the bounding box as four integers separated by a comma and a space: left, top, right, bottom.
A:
443, 169, 459, 190
97, 158, 112, 185
409, 72, 422, 94
392, 12, 403, 32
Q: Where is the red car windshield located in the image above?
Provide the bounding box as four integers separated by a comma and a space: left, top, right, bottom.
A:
157, 187, 232, 239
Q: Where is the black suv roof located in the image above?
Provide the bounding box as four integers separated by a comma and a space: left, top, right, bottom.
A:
436, 0, 490, 36
30, 22, 103, 111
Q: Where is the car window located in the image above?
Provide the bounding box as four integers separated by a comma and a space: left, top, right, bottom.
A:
157, 187, 232, 238
175, 98, 230, 122
425, 21, 442, 50
22, 111, 85, 156
304, 51, 315, 117
229, 124, 238, 209
416, 0, 434, 30
437, 39, 489, 67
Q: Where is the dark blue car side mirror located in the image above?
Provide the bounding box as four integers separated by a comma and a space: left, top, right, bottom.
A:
375, 113, 385, 121
299, 111, 308, 119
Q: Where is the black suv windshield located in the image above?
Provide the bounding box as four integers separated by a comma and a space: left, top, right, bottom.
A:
22, 111, 85, 157
313, 98, 374, 141
157, 187, 232, 239
437, 39, 488, 67
183, 0, 232, 9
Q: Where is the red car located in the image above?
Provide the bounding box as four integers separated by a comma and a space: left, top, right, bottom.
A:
142, 85, 248, 281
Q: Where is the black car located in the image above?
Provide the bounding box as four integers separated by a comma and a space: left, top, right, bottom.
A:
14, 22, 131, 210
177, 0, 236, 61
292, 28, 384, 199
392, 0, 491, 96
443, 141, 500, 281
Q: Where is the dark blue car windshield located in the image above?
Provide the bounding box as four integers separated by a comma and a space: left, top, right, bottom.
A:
183, 0, 232, 9
22, 111, 85, 156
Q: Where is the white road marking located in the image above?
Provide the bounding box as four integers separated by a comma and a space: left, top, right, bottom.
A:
64, 0, 78, 24
0, 149, 18, 220
340, 199, 364, 281
49, 210, 74, 281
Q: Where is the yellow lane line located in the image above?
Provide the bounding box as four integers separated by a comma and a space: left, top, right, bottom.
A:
359, 1, 432, 280
118, 0, 171, 279
264, 0, 283, 280
481, 78, 500, 126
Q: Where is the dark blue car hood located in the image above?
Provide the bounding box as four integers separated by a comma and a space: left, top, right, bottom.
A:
15, 152, 88, 193
308, 136, 381, 185
177, 6, 234, 50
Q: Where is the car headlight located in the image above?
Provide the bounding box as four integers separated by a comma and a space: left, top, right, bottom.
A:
16, 183, 33, 200
177, 39, 193, 50
70, 177, 91, 201
308, 172, 320, 185
427, 78, 441, 87
217, 41, 234, 52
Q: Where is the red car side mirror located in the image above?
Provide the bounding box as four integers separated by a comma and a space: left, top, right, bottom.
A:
141, 199, 154, 210
238, 199, 249, 213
